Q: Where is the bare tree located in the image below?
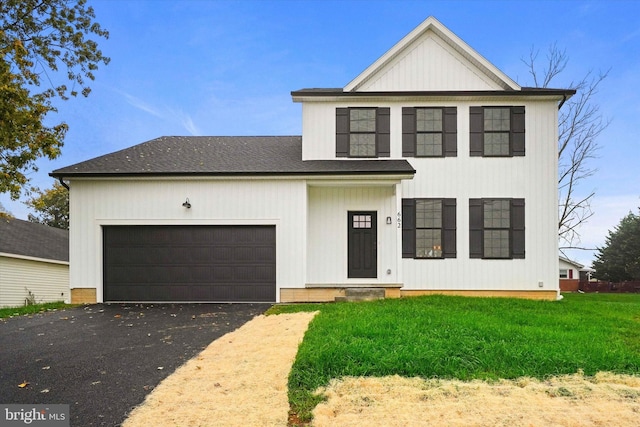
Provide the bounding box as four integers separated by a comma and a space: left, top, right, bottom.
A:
523, 44, 609, 250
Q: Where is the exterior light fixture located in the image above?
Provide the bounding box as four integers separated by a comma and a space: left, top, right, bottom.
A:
182, 198, 191, 209
386, 216, 392, 224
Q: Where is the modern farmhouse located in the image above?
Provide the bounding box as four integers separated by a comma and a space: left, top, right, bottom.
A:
51, 17, 574, 304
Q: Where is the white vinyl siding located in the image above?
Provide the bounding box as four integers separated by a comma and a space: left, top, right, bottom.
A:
401, 101, 558, 291
559, 259, 581, 280
355, 31, 504, 92
307, 186, 398, 284
0, 256, 69, 307
68, 178, 308, 303
299, 98, 558, 292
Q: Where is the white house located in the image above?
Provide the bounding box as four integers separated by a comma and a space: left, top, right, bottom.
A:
51, 17, 574, 304
0, 218, 69, 307
559, 256, 585, 291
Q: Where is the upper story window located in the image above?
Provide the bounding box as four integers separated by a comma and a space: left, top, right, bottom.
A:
336, 107, 390, 158
402, 107, 457, 157
469, 198, 525, 259
470, 106, 525, 157
349, 109, 376, 156
402, 198, 456, 259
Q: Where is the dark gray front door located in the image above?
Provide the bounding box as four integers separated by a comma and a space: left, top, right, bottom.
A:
103, 225, 276, 302
348, 211, 377, 278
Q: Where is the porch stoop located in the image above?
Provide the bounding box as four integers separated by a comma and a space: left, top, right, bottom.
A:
335, 287, 386, 302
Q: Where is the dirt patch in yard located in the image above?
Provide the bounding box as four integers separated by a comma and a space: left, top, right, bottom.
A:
123, 311, 317, 427
313, 373, 640, 426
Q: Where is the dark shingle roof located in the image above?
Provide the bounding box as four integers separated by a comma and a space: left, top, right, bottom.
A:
50, 136, 415, 178
0, 218, 69, 262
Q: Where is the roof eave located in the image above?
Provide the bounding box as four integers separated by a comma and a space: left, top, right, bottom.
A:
291, 88, 576, 102
49, 170, 417, 179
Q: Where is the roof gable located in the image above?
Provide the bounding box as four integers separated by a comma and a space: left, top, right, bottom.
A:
345, 16, 520, 92
559, 255, 584, 270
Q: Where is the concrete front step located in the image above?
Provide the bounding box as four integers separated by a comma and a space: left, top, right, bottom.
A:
335, 287, 385, 302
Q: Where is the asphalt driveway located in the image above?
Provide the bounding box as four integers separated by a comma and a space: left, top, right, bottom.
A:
0, 303, 271, 426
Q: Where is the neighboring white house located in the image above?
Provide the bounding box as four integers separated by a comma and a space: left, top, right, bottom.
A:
50, 17, 574, 304
0, 218, 69, 307
558, 256, 587, 291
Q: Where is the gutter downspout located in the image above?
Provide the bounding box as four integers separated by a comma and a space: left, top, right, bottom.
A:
558, 94, 568, 110
57, 177, 70, 190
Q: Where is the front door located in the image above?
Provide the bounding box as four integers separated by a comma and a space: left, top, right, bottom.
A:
348, 211, 377, 278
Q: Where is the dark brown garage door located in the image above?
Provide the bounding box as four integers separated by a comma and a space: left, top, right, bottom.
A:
103, 225, 276, 302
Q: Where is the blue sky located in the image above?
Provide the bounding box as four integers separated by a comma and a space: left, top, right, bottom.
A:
2, 0, 639, 267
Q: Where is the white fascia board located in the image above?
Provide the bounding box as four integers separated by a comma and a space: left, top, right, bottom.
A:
558, 255, 584, 269
306, 176, 411, 187
0, 252, 69, 266
64, 174, 415, 183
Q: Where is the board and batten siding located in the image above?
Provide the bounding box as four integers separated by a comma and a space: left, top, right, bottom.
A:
354, 32, 504, 92
0, 256, 69, 307
68, 178, 307, 303
402, 100, 558, 291
307, 185, 399, 284
301, 98, 559, 294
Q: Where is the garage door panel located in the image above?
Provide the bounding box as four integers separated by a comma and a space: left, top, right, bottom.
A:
232, 247, 276, 263
106, 247, 174, 265
211, 247, 233, 262
233, 265, 276, 281
210, 266, 233, 281
103, 226, 276, 302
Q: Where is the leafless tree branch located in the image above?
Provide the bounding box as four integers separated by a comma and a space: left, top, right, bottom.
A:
523, 44, 609, 249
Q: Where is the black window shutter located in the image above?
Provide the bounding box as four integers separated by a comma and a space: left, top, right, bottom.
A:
469, 198, 483, 258
336, 108, 349, 157
402, 199, 416, 258
469, 107, 484, 156
442, 198, 457, 258
443, 107, 457, 157
377, 107, 391, 157
511, 106, 525, 156
402, 107, 416, 157
511, 198, 525, 258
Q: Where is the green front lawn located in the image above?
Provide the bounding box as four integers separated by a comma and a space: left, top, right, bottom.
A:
268, 293, 640, 422
0, 301, 76, 319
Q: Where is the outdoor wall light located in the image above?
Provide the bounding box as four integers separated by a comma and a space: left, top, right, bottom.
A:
386, 216, 392, 224
182, 198, 191, 209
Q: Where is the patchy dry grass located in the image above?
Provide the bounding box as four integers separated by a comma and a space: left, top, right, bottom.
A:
123, 312, 317, 427
313, 372, 640, 426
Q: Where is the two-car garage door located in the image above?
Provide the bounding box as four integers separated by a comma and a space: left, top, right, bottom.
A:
103, 225, 276, 302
